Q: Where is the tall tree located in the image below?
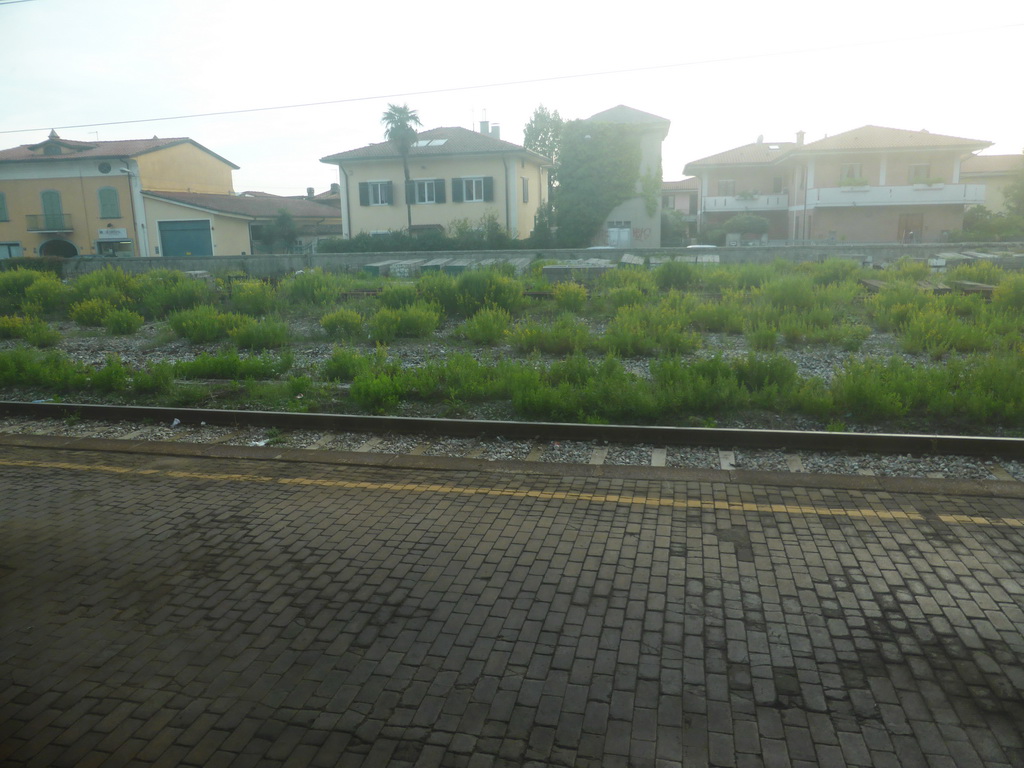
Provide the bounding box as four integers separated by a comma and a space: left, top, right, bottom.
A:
523, 105, 564, 171
381, 104, 422, 230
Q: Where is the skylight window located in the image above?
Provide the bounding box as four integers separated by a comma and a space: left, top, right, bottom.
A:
412, 139, 448, 147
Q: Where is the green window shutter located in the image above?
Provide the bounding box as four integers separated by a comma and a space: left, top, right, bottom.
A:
98, 187, 120, 218
451, 178, 463, 203
435, 179, 446, 204
0, 193, 7, 221
406, 180, 416, 203
41, 190, 63, 229
358, 183, 370, 206
384, 181, 394, 205
483, 177, 494, 202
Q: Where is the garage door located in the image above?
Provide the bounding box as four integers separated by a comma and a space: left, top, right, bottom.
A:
159, 220, 213, 258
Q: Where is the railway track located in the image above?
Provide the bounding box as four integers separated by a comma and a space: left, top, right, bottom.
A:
1, 400, 1022, 483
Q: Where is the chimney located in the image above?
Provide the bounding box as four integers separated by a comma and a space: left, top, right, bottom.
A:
490, 123, 500, 140
796, 130, 805, 146
756, 134, 763, 144
306, 187, 315, 199
479, 120, 489, 135
330, 183, 340, 194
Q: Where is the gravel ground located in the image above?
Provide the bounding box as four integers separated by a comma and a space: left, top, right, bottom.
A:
1, 414, 1020, 480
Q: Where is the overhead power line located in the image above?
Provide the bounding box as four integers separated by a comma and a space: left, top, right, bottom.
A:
1, 20, 1022, 136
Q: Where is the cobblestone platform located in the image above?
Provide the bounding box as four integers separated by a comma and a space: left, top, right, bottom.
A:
1, 440, 1022, 767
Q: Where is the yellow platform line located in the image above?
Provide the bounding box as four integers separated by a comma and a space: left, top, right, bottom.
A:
1, 457, 1020, 528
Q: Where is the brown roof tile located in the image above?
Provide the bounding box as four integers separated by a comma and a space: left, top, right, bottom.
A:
320, 126, 549, 165
143, 191, 339, 220
800, 125, 991, 152
685, 142, 797, 169
960, 154, 1024, 174
0, 134, 239, 168
662, 177, 700, 190
585, 105, 670, 126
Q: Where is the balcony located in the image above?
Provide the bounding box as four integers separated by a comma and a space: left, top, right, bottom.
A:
26, 214, 73, 232
808, 184, 986, 207
702, 194, 789, 212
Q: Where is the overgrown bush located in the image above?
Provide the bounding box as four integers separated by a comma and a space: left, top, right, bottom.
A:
229, 318, 291, 350
103, 309, 145, 336
320, 308, 363, 340
278, 268, 350, 307
369, 303, 440, 342
23, 273, 69, 314
993, 274, 1024, 311
459, 307, 511, 345
168, 306, 253, 344
510, 313, 591, 354
230, 279, 277, 316
175, 350, 293, 379
0, 316, 61, 347
321, 347, 371, 382
654, 261, 696, 291
453, 270, 525, 316
552, 282, 588, 312
70, 298, 117, 327
69, 267, 138, 307
135, 271, 214, 318
378, 282, 419, 309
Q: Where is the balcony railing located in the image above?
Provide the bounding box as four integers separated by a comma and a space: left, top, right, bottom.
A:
26, 214, 73, 232
808, 184, 986, 207
702, 194, 789, 212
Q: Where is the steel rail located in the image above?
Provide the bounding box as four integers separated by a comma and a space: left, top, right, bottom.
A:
2, 400, 1022, 459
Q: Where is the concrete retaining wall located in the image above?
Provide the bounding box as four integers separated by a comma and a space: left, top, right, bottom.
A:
51, 242, 1024, 280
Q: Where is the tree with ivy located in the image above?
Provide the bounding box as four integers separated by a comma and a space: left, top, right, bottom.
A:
381, 103, 422, 230
553, 120, 644, 247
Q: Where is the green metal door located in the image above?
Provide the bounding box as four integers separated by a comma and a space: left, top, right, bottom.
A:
158, 220, 213, 257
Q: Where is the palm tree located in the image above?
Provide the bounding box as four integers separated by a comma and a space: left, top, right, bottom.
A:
381, 104, 422, 230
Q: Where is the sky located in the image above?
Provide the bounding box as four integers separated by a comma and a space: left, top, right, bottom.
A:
2, 0, 1022, 198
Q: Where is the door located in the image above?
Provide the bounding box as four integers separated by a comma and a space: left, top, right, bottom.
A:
898, 213, 924, 244
159, 220, 213, 257
606, 221, 632, 247
41, 190, 64, 230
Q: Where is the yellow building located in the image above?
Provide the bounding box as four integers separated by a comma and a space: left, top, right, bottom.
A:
320, 124, 550, 240
0, 131, 239, 259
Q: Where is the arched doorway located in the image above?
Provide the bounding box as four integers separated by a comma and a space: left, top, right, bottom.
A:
39, 239, 78, 258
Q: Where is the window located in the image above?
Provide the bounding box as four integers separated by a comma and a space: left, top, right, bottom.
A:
772, 176, 785, 194
718, 179, 735, 196
413, 179, 441, 204
358, 181, 393, 206
407, 179, 445, 204
98, 187, 121, 218
522, 177, 529, 204
464, 178, 485, 202
451, 177, 492, 203
0, 243, 22, 259
0, 192, 7, 221
840, 163, 863, 182
908, 164, 931, 183
663, 195, 675, 209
